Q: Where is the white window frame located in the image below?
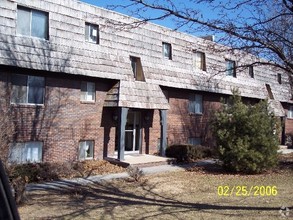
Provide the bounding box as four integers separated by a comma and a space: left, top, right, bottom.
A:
288, 106, 293, 119
85, 23, 99, 44
9, 142, 43, 164
188, 137, 202, 145
189, 94, 203, 114
162, 42, 172, 60
193, 51, 206, 71
11, 74, 45, 105
17, 6, 49, 40
80, 81, 95, 102
79, 140, 94, 160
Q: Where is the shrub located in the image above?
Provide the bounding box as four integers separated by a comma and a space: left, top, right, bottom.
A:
212, 90, 279, 174
166, 144, 212, 162
126, 166, 144, 182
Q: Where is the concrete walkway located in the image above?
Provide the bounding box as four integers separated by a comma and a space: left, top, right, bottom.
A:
26, 147, 292, 192
26, 159, 217, 191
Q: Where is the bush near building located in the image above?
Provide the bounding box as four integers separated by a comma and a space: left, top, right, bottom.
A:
212, 90, 279, 174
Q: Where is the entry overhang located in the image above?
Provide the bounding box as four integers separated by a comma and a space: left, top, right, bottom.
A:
104, 81, 170, 110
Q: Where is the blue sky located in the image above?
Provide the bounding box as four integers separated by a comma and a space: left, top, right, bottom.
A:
80, 0, 217, 36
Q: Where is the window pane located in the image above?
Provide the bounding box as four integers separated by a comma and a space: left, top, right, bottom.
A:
25, 142, 42, 162
9, 143, 25, 164
89, 25, 98, 43
86, 82, 95, 101
163, 43, 171, 59
188, 138, 201, 145
28, 76, 45, 104
31, 10, 48, 39
11, 74, 27, 103
195, 94, 203, 113
80, 81, 87, 101
188, 94, 196, 113
85, 23, 89, 41
17, 7, 31, 36
86, 141, 94, 158
79, 141, 86, 160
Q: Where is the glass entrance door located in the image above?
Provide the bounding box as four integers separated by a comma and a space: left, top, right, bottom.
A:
125, 111, 141, 152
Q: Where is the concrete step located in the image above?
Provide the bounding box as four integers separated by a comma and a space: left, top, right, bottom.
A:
279, 145, 288, 150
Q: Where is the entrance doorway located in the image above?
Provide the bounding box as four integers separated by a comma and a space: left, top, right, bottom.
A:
125, 111, 141, 152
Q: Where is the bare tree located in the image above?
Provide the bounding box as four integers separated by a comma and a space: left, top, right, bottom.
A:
108, 0, 293, 94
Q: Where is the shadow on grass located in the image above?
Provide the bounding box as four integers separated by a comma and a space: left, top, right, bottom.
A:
26, 178, 291, 220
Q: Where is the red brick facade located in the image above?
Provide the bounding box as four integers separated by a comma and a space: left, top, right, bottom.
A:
1, 68, 293, 163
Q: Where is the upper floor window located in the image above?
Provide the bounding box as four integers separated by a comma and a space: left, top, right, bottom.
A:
11, 74, 45, 105
9, 142, 43, 164
17, 6, 49, 40
249, 66, 254, 78
85, 23, 99, 44
288, 106, 293, 119
188, 94, 203, 114
277, 73, 282, 84
162, 42, 172, 60
80, 81, 95, 102
193, 51, 206, 71
130, 56, 145, 81
226, 59, 236, 77
79, 140, 94, 160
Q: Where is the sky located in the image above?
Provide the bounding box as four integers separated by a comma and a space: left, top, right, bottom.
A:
79, 0, 217, 37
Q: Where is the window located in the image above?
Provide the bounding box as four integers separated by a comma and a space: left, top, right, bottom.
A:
162, 42, 172, 60
226, 59, 236, 77
80, 81, 95, 102
193, 51, 206, 71
79, 141, 94, 160
189, 94, 203, 114
188, 137, 202, 145
11, 74, 45, 104
265, 84, 274, 99
17, 6, 49, 39
9, 142, 43, 164
277, 73, 282, 84
288, 106, 293, 119
85, 23, 99, 44
249, 66, 254, 78
130, 56, 145, 81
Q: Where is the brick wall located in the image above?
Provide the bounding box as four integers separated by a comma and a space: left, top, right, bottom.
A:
166, 88, 222, 147
0, 69, 117, 162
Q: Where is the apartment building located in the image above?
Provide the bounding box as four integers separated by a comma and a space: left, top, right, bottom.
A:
0, 0, 292, 163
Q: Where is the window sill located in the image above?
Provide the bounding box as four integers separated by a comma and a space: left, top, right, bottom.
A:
10, 103, 44, 108
80, 101, 96, 104
189, 112, 203, 116
17, 34, 49, 42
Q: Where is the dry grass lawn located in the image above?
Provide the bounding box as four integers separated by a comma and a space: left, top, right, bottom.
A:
18, 164, 293, 220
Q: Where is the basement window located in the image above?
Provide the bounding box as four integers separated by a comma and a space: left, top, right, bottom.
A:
11, 74, 45, 105
9, 142, 43, 164
188, 137, 202, 145
162, 42, 172, 60
79, 140, 94, 160
17, 6, 49, 40
85, 23, 99, 44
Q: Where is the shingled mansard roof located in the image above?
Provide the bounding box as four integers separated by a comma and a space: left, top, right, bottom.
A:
0, 0, 291, 112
